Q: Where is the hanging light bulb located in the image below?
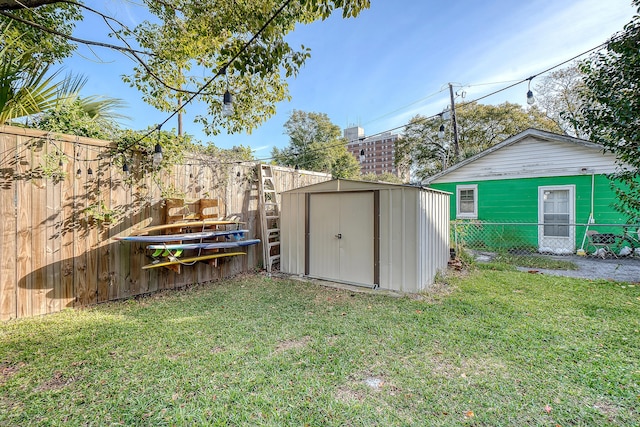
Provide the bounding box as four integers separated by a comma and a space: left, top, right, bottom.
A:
526, 90, 535, 105
87, 166, 93, 177
438, 124, 445, 140
76, 167, 82, 177
153, 143, 163, 167
122, 162, 130, 175
526, 77, 535, 105
222, 90, 234, 117
294, 164, 299, 171
221, 66, 234, 117
359, 149, 365, 163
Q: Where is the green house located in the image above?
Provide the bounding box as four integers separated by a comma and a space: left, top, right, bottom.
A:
426, 128, 629, 255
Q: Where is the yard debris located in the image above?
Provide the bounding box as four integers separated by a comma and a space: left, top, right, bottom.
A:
448, 257, 464, 271
364, 377, 384, 391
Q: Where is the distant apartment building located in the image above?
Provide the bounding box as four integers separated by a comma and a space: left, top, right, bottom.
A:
344, 126, 408, 181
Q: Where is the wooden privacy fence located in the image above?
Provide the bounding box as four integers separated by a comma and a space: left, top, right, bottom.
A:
0, 125, 331, 321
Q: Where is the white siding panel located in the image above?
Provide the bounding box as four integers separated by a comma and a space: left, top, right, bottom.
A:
432, 136, 618, 183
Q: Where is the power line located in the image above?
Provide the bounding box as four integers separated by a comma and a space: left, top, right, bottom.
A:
242, 34, 619, 168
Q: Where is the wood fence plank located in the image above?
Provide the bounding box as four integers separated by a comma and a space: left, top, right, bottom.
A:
60, 140, 75, 310
73, 143, 89, 307
109, 160, 126, 301
30, 136, 48, 317
96, 157, 111, 303
45, 136, 63, 315
85, 154, 99, 306
16, 136, 33, 318
0, 133, 17, 320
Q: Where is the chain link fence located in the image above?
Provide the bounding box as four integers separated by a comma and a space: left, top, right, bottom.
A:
452, 220, 640, 262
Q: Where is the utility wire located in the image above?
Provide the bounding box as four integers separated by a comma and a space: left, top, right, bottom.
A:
234, 33, 619, 167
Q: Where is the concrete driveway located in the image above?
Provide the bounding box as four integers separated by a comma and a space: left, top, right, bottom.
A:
518, 255, 640, 283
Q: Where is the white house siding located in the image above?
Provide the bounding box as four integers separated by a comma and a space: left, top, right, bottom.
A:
280, 180, 450, 293
429, 133, 618, 184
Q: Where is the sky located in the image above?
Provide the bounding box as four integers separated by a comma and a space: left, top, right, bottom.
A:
64, 0, 637, 158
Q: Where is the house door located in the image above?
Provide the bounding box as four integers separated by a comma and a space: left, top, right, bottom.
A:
307, 192, 375, 286
538, 186, 575, 254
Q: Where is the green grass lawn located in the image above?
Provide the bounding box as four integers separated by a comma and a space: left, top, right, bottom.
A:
1, 270, 639, 426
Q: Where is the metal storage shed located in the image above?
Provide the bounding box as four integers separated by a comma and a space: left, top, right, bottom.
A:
280, 179, 450, 293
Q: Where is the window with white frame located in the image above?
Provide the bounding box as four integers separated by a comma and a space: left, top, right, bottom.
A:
456, 184, 478, 218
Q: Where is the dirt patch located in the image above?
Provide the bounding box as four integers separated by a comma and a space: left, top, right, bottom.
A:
593, 401, 620, 421
430, 355, 507, 380
1, 362, 25, 384
274, 335, 312, 353
334, 385, 365, 403
35, 371, 79, 392
410, 280, 458, 303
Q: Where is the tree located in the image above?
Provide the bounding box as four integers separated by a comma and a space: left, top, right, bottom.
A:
29, 74, 127, 139
455, 102, 561, 157
534, 64, 588, 138
0, 1, 370, 136
577, 1, 640, 222
0, 3, 80, 66
360, 172, 403, 184
396, 102, 561, 181
272, 110, 360, 178
0, 26, 65, 124
32, 99, 122, 140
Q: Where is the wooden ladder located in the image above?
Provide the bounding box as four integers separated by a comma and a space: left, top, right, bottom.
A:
258, 164, 280, 273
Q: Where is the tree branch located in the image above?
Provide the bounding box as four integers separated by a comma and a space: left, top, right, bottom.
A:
2, 2, 217, 97
0, 0, 61, 10
0, 9, 152, 56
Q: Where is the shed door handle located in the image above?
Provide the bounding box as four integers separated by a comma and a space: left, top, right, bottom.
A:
335, 233, 342, 239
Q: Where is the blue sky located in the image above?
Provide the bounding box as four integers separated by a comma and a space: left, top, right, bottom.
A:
65, 1, 637, 158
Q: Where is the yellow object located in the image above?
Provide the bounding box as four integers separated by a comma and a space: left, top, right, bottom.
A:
576, 249, 586, 256
142, 252, 245, 270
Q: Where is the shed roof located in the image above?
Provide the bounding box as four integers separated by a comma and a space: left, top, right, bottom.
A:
282, 178, 450, 195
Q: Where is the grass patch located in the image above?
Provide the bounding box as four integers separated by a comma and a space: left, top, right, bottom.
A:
1, 272, 639, 426
484, 253, 579, 270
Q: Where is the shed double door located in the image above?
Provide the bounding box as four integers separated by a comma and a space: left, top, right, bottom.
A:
307, 192, 375, 286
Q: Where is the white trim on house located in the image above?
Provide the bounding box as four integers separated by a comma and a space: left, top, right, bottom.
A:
456, 184, 478, 219
538, 185, 576, 254
425, 128, 620, 184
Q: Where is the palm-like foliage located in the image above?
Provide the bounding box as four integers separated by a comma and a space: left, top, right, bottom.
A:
1, 22, 127, 130
0, 34, 62, 124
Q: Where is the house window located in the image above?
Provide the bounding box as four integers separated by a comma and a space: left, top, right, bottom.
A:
456, 184, 478, 219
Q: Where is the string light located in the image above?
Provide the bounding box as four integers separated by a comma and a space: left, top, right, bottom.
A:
526, 77, 535, 105
153, 126, 163, 167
